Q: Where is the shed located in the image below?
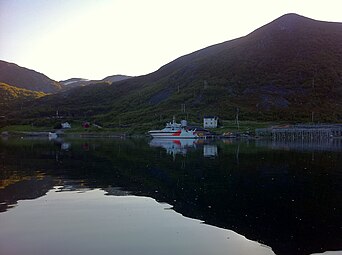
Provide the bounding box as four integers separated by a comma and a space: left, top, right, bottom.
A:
61, 122, 71, 129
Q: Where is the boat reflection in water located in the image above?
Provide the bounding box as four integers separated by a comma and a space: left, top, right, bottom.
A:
149, 138, 218, 158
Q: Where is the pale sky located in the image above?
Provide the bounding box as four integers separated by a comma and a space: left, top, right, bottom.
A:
0, 0, 341, 81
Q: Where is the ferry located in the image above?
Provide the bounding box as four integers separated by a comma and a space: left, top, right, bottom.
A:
148, 118, 210, 138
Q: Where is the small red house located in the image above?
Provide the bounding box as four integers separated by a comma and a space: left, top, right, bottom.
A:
82, 121, 90, 128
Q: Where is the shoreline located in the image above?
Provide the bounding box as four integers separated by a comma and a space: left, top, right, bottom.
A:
1, 130, 143, 139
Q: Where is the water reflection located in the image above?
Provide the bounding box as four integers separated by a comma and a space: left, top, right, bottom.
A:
256, 138, 342, 152
149, 138, 218, 158
203, 144, 218, 158
0, 187, 275, 255
0, 137, 341, 255
61, 142, 71, 151
149, 138, 198, 156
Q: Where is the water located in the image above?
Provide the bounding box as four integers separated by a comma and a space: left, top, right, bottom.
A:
0, 137, 341, 255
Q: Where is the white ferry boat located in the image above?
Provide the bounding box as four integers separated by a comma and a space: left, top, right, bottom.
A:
148, 118, 209, 138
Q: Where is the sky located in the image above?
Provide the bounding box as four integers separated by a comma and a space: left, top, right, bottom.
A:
0, 0, 341, 81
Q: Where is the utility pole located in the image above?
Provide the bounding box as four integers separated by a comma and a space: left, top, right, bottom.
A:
181, 104, 186, 113
312, 77, 315, 89
236, 107, 240, 131
203, 80, 208, 89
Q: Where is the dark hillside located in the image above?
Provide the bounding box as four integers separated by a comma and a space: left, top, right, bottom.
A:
6, 14, 342, 128
147, 14, 342, 119
0, 60, 62, 93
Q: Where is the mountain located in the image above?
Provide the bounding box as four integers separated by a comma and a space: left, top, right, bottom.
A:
0, 82, 45, 115
0, 60, 62, 93
102, 75, 132, 83
59, 78, 91, 89
6, 14, 342, 127
60, 75, 131, 88
59, 78, 90, 86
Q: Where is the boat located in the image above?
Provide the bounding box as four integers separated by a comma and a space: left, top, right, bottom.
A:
221, 132, 237, 138
148, 117, 208, 139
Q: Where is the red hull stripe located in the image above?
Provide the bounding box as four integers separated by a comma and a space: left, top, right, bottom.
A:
172, 130, 182, 136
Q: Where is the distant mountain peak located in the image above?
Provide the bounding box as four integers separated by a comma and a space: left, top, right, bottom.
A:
59, 75, 132, 89
273, 13, 313, 26
278, 13, 306, 19
249, 12, 332, 39
59, 78, 90, 86
102, 75, 132, 83
272, 15, 306, 32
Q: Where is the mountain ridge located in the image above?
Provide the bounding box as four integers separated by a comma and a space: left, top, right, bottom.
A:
4, 13, 342, 127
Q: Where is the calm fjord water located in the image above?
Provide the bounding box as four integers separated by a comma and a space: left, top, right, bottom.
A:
0, 137, 341, 255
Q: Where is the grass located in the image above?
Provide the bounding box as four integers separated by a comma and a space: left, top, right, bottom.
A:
0, 120, 282, 136
0, 124, 52, 132
210, 120, 281, 134
0, 121, 142, 136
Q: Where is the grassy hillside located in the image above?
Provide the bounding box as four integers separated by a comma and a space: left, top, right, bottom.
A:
4, 14, 342, 130
0, 60, 62, 93
0, 82, 46, 115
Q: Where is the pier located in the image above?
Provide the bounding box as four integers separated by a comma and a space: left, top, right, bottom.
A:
256, 138, 342, 152
256, 124, 342, 141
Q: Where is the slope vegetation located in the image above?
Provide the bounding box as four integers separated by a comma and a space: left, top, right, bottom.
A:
0, 82, 46, 114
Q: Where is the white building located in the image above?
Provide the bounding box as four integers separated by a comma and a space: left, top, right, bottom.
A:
61, 122, 71, 129
203, 116, 218, 128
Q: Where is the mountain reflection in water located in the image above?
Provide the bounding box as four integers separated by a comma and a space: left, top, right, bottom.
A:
0, 137, 341, 255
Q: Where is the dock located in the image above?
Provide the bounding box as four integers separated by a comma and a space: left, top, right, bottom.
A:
256, 124, 342, 141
